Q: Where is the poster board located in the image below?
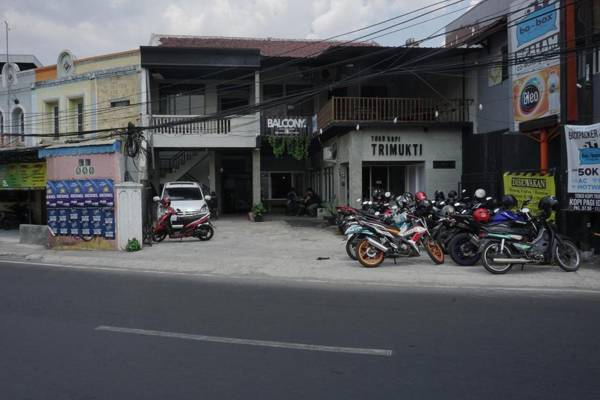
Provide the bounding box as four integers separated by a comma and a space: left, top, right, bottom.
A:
503, 171, 556, 214
564, 124, 600, 212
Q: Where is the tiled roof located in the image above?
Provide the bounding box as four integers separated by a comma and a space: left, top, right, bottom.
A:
151, 34, 379, 58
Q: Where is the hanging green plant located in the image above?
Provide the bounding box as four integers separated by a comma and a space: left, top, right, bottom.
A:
267, 136, 286, 158
267, 134, 310, 160
287, 134, 309, 160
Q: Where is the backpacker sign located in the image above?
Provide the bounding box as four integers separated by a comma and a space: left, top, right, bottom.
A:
565, 123, 600, 212
503, 171, 556, 214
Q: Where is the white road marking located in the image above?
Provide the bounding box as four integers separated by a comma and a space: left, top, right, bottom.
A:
95, 325, 393, 357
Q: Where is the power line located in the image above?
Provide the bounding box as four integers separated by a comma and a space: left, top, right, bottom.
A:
2, 0, 577, 138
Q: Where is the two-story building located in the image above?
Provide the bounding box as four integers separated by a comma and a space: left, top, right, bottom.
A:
0, 54, 45, 225
141, 35, 473, 213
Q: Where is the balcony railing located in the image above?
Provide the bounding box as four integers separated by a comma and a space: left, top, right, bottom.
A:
317, 97, 472, 130
151, 115, 232, 135
148, 114, 260, 148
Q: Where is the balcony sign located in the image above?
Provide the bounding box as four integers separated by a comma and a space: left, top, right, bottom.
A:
264, 117, 309, 135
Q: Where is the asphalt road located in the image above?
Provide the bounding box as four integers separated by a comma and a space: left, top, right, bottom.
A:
1, 260, 599, 400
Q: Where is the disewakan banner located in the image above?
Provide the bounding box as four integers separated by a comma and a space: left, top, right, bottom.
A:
503, 171, 556, 215
565, 124, 600, 212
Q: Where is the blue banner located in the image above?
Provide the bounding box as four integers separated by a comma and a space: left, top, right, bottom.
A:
516, 4, 558, 47
46, 179, 116, 238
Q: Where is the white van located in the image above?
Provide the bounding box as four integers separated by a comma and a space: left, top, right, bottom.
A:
159, 182, 210, 228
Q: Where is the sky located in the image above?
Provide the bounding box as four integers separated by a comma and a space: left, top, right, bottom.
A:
1, 0, 480, 66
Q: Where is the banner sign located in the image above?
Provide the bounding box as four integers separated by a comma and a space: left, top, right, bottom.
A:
509, 0, 560, 131
564, 124, 600, 212
263, 116, 310, 135
46, 179, 115, 239
0, 162, 46, 189
503, 171, 556, 215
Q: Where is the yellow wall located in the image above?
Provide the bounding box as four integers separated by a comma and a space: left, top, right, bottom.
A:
34, 50, 141, 143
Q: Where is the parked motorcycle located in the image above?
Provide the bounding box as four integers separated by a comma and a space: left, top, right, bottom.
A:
354, 204, 445, 268
479, 196, 580, 274
151, 196, 214, 242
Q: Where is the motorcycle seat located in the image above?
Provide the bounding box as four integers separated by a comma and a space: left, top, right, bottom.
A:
386, 227, 401, 235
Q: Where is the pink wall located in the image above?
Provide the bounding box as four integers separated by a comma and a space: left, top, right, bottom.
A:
46, 153, 122, 181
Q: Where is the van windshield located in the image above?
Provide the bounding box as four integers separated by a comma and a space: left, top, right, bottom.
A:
164, 187, 203, 201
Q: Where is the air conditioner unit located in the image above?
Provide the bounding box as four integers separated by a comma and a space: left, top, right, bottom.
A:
323, 146, 336, 162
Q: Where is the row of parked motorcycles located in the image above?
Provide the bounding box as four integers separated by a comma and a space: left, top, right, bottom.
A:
336, 189, 581, 274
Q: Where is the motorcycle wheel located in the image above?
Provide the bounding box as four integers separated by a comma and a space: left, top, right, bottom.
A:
196, 225, 214, 241
555, 240, 580, 272
345, 234, 358, 260
448, 233, 481, 266
357, 239, 384, 268
152, 231, 167, 243
424, 238, 445, 265
481, 242, 513, 274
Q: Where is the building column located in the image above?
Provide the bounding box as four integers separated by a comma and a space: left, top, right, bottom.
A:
348, 132, 363, 202
208, 150, 216, 193
252, 149, 261, 205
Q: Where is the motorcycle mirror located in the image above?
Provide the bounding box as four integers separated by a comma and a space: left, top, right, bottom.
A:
176, 208, 182, 213
375, 211, 380, 216
204, 195, 212, 201
152, 196, 160, 202
522, 207, 530, 213
462, 189, 467, 194
356, 198, 362, 203
454, 202, 461, 207
486, 196, 492, 201
493, 208, 500, 213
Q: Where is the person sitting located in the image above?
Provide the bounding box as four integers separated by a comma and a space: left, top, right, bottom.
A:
297, 188, 322, 217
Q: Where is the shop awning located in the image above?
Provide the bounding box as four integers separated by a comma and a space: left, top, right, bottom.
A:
38, 139, 121, 158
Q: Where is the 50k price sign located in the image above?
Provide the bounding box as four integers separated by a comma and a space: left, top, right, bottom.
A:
565, 123, 600, 212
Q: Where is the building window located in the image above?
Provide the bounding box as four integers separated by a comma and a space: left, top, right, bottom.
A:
501, 46, 509, 81
20, 112, 25, 142
111, 99, 131, 108
593, 47, 600, 75
53, 105, 59, 139
11, 108, 25, 143
263, 172, 305, 199
323, 167, 334, 202
0, 111, 3, 135
77, 102, 84, 137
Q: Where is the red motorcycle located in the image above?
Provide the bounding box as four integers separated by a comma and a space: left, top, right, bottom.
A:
152, 197, 214, 242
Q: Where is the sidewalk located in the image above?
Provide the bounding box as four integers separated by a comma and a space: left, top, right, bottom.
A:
1, 217, 599, 293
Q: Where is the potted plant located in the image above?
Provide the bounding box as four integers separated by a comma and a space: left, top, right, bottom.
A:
321, 196, 337, 225
251, 203, 266, 222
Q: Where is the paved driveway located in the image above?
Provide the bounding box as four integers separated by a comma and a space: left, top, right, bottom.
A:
0, 216, 599, 293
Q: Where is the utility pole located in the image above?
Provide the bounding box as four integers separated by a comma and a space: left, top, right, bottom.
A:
3, 20, 9, 147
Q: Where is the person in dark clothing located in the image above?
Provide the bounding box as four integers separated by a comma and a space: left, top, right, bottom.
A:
297, 188, 322, 217
286, 187, 299, 215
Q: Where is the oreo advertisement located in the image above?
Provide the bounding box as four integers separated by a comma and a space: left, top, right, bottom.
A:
565, 124, 600, 212
508, 0, 560, 131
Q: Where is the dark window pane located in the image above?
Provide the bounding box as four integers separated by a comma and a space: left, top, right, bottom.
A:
271, 173, 292, 199
164, 187, 203, 201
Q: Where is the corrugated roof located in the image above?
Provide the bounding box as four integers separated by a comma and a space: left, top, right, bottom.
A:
151, 34, 379, 58
38, 139, 121, 158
